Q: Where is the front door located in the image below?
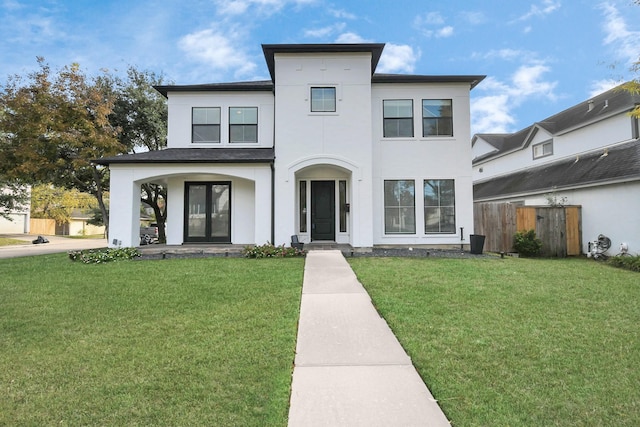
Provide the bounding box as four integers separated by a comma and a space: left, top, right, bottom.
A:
184, 182, 231, 243
311, 181, 335, 241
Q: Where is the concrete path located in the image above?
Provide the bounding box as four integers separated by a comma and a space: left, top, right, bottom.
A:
0, 234, 107, 259
288, 250, 450, 427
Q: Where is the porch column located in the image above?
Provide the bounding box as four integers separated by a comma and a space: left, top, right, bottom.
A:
108, 167, 140, 248
254, 167, 272, 245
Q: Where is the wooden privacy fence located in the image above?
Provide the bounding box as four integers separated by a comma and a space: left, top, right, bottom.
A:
29, 218, 56, 235
474, 203, 582, 257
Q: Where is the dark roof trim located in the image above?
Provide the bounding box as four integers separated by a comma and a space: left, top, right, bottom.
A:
262, 43, 385, 82
154, 81, 274, 98
94, 148, 275, 165
373, 74, 485, 89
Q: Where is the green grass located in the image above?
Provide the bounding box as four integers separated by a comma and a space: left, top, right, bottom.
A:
0, 237, 27, 246
0, 254, 304, 426
349, 257, 640, 427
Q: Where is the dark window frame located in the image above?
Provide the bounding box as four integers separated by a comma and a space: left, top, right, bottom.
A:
422, 99, 453, 137
310, 87, 337, 112
229, 106, 258, 143
423, 179, 456, 234
383, 99, 414, 138
532, 140, 553, 159
192, 107, 221, 143
384, 180, 416, 235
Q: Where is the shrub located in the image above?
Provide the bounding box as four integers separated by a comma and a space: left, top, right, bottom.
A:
243, 243, 305, 258
68, 247, 141, 264
513, 229, 542, 257
607, 255, 640, 272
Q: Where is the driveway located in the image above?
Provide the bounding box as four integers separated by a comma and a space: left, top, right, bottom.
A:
0, 234, 108, 259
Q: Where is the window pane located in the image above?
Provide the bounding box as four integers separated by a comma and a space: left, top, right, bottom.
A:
299, 181, 307, 233
193, 124, 220, 143
384, 180, 415, 234
193, 107, 220, 124
422, 100, 453, 137
384, 118, 413, 138
339, 180, 347, 233
311, 87, 336, 112
424, 179, 455, 233
187, 185, 207, 237
230, 125, 257, 143
230, 107, 257, 124
383, 100, 412, 118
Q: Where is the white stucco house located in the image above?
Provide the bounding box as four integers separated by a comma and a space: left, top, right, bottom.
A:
97, 43, 484, 250
472, 83, 640, 255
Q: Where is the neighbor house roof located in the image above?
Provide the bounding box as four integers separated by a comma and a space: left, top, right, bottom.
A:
473, 140, 640, 200
94, 148, 275, 165
473, 84, 640, 163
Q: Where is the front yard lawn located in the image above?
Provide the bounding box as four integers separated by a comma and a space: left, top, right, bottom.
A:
0, 236, 27, 246
349, 257, 640, 427
0, 254, 304, 426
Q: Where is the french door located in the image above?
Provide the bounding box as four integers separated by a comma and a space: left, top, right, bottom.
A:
184, 182, 231, 243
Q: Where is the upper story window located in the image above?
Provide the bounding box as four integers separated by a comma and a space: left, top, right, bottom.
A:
229, 107, 258, 143
383, 100, 414, 138
532, 140, 553, 159
192, 107, 220, 143
310, 87, 336, 112
422, 99, 453, 137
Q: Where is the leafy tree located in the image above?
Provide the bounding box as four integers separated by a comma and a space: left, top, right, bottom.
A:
0, 178, 28, 221
108, 67, 169, 242
0, 58, 127, 235
30, 184, 95, 223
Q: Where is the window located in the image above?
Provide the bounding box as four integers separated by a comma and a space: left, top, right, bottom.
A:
339, 180, 347, 233
299, 181, 307, 233
533, 140, 553, 159
384, 180, 415, 234
383, 100, 413, 138
310, 87, 336, 112
229, 107, 258, 143
192, 107, 220, 143
422, 99, 453, 137
424, 180, 455, 233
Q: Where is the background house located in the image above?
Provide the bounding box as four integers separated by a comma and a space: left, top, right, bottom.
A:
98, 43, 484, 250
472, 84, 640, 255
0, 186, 30, 234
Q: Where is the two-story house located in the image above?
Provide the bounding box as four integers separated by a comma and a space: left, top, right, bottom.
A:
97, 43, 484, 250
472, 84, 640, 255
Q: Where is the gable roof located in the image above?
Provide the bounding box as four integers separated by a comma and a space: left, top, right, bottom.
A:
473, 84, 640, 163
473, 140, 640, 200
94, 148, 275, 165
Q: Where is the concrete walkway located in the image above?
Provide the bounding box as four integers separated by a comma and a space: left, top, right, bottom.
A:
288, 250, 450, 427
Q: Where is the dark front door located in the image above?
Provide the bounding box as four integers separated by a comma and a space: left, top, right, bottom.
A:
311, 181, 335, 241
184, 182, 231, 243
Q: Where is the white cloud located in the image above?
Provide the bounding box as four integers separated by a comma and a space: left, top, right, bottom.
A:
377, 43, 418, 74
335, 32, 368, 43
414, 12, 454, 38
213, 0, 315, 16
178, 28, 257, 79
514, 0, 561, 21
328, 8, 356, 19
600, 2, 640, 65
471, 63, 558, 134
460, 11, 485, 25
304, 22, 346, 38
588, 79, 620, 97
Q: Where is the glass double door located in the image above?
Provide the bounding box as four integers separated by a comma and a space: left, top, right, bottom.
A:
184, 182, 231, 243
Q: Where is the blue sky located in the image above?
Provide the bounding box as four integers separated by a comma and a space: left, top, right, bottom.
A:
1, 0, 639, 135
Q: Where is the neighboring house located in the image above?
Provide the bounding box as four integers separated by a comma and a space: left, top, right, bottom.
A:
97, 43, 484, 250
55, 209, 105, 236
472, 84, 640, 255
0, 186, 30, 234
